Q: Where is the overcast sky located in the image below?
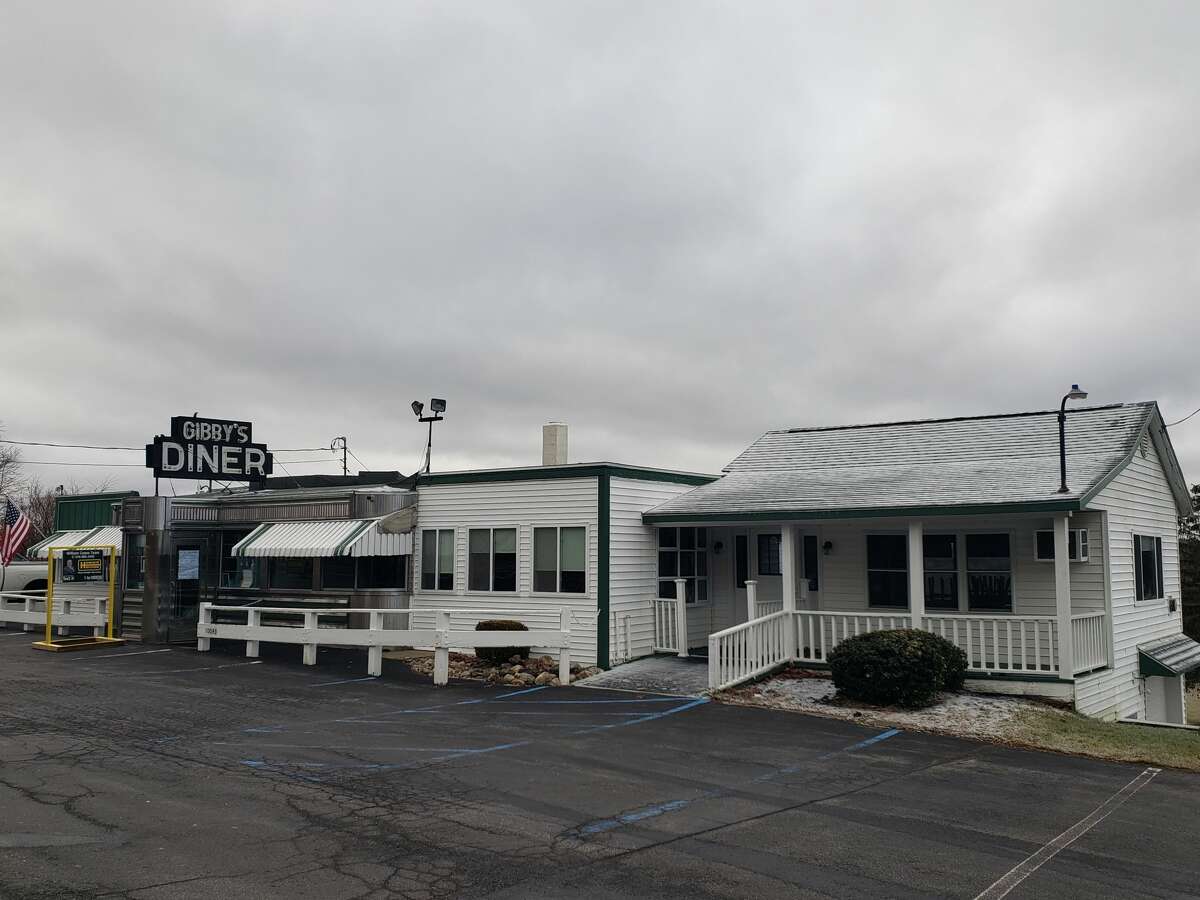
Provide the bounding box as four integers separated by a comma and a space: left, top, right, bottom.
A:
2, 1, 1198, 496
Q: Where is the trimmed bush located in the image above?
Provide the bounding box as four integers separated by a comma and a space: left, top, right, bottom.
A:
828, 629, 967, 709
474, 619, 531, 665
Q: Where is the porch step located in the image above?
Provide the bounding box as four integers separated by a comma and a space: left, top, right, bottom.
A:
579, 655, 709, 697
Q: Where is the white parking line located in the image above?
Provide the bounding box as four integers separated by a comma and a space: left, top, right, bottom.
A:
82, 649, 172, 661
973, 766, 1161, 900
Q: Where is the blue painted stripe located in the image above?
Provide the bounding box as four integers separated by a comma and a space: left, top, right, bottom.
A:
817, 728, 900, 760
311, 676, 378, 687
573, 696, 709, 734
493, 685, 549, 700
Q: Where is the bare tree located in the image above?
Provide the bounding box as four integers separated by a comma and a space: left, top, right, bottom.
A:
21, 478, 57, 541
0, 423, 26, 500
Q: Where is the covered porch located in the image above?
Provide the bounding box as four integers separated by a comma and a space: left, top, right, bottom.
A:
649, 512, 1110, 692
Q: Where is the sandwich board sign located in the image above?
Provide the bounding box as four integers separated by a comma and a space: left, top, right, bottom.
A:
60, 548, 107, 583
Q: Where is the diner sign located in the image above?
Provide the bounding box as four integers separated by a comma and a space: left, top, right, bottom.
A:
146, 416, 273, 481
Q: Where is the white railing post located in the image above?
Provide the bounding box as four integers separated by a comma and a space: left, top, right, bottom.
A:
559, 609, 571, 685
245, 609, 261, 658
302, 611, 318, 666
780, 523, 796, 616
1053, 513, 1074, 677
674, 577, 688, 658
708, 634, 719, 690
197, 602, 212, 652
367, 611, 383, 676
908, 520, 924, 630
23, 597, 35, 632
745, 580, 757, 623
433, 610, 450, 685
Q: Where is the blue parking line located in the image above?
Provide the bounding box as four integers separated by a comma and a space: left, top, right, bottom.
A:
493, 685, 549, 700
569, 726, 901, 837
311, 676, 378, 687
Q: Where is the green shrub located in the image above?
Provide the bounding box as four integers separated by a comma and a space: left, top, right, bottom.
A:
828, 629, 966, 709
474, 619, 531, 665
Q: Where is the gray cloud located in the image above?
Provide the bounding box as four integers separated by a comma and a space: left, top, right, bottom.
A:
2, 0, 1198, 493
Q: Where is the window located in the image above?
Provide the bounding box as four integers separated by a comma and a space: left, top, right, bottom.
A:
321, 556, 356, 589
867, 534, 908, 608
322, 555, 408, 590
803, 535, 819, 591
124, 534, 146, 590
657, 527, 708, 604
923, 534, 958, 610
757, 534, 781, 576
421, 529, 455, 591
268, 558, 314, 591
735, 534, 748, 589
356, 555, 407, 589
966, 533, 1011, 611
468, 528, 517, 592
534, 526, 586, 594
1034, 529, 1089, 562
220, 528, 258, 588
1134, 534, 1164, 602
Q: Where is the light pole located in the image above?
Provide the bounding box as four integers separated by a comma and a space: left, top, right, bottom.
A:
411, 399, 447, 474
1057, 384, 1088, 493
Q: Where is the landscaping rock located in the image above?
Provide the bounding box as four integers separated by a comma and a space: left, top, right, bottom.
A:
534, 672, 555, 686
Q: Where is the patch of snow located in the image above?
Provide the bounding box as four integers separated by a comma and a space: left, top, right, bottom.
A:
726, 672, 1057, 740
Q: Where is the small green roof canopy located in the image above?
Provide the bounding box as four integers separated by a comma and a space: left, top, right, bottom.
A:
1138, 635, 1200, 678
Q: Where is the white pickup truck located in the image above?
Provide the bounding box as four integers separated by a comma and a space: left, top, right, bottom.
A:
0, 559, 49, 593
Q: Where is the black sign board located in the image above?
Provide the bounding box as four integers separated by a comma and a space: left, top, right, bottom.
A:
60, 548, 108, 583
145, 416, 273, 481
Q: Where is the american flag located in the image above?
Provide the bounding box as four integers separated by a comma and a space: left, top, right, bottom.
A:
1, 499, 31, 566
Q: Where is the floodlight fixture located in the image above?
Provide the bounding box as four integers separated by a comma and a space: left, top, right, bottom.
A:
412, 397, 448, 473
430, 398, 447, 413
411, 400, 424, 417
1057, 384, 1089, 494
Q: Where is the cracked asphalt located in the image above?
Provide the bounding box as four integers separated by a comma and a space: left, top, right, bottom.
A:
2, 631, 1199, 899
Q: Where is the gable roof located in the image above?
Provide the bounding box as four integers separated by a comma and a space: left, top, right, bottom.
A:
644, 401, 1191, 522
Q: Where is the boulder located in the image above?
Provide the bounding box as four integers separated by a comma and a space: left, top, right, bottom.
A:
534, 672, 555, 686
518, 672, 537, 685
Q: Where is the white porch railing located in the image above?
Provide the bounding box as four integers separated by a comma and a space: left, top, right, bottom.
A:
197, 604, 572, 686
755, 599, 784, 618
795, 611, 908, 664
707, 608, 1107, 692
0, 591, 110, 635
652, 597, 681, 653
1071, 612, 1108, 675
922, 614, 1059, 675
708, 611, 790, 691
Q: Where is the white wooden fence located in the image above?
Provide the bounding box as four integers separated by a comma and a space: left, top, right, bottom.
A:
922, 614, 1058, 675
708, 611, 791, 690
0, 591, 110, 635
197, 603, 572, 685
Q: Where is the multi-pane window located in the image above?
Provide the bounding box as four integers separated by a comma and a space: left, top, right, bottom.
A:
269, 558, 314, 591
533, 526, 586, 593
657, 527, 708, 604
421, 529, 455, 591
923, 534, 958, 610
757, 534, 782, 576
867, 534, 908, 608
966, 533, 1011, 611
468, 528, 517, 592
1035, 529, 1089, 562
1134, 534, 1164, 602
322, 555, 408, 590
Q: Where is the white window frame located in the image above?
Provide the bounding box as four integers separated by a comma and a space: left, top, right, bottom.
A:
1133, 533, 1164, 602
656, 526, 710, 606
466, 526, 519, 594
532, 524, 589, 596
420, 528, 456, 593
963, 530, 1015, 613
921, 531, 960, 612
1034, 529, 1089, 563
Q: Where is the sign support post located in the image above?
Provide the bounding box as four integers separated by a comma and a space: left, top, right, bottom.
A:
32, 545, 125, 652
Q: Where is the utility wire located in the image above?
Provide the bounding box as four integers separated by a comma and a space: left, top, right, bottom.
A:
1166, 406, 1200, 428
0, 439, 332, 452
347, 449, 372, 472
16, 457, 336, 468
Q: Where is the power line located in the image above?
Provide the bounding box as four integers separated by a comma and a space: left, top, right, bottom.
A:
17, 457, 336, 468
1166, 406, 1200, 428
347, 449, 372, 471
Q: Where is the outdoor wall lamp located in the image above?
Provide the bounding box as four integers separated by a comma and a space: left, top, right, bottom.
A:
822, 540, 834, 556
1057, 384, 1088, 493
713, 540, 724, 555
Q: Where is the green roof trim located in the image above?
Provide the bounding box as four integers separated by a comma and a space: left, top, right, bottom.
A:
231, 522, 273, 557
643, 499, 1082, 524
419, 464, 714, 488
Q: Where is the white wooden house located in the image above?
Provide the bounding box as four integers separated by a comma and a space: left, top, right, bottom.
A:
641, 401, 1198, 724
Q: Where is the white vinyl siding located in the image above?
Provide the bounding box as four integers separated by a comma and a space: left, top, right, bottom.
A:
1076, 440, 1183, 720
411, 478, 600, 665
608, 477, 701, 663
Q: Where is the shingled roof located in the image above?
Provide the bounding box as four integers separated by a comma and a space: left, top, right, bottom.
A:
644, 402, 1190, 522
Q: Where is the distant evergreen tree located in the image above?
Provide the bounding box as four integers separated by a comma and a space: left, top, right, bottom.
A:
1181, 484, 1200, 643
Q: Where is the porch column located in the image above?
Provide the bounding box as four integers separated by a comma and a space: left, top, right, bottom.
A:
674, 577, 688, 659
907, 520, 924, 630
780, 525, 797, 659
1053, 513, 1074, 678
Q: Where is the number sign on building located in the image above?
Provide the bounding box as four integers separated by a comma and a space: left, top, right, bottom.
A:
145, 416, 273, 481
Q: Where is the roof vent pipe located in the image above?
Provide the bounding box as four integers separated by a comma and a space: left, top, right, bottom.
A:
542, 423, 568, 466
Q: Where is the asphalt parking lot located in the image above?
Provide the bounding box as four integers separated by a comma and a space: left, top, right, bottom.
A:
2, 631, 1198, 899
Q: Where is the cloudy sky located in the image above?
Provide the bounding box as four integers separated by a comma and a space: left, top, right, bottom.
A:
2, 0, 1198, 495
